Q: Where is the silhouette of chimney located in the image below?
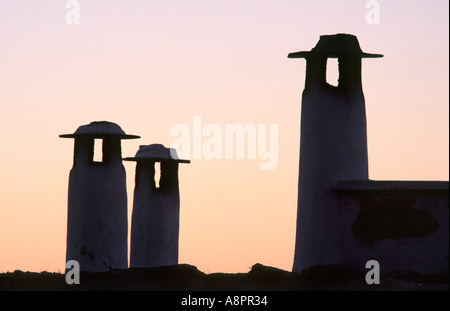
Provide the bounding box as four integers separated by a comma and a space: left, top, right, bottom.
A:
288, 34, 383, 273
60, 121, 140, 272
124, 144, 190, 268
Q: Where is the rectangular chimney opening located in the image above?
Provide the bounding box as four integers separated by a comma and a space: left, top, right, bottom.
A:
93, 138, 103, 163
326, 58, 339, 87
154, 162, 161, 188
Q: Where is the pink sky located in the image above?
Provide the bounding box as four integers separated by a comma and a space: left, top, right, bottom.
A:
0, 1, 448, 273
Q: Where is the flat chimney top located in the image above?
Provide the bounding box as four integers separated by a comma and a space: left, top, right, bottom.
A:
59, 121, 140, 139
288, 33, 383, 59
124, 144, 190, 163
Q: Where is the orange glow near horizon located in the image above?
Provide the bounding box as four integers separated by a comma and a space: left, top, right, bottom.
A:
0, 1, 448, 274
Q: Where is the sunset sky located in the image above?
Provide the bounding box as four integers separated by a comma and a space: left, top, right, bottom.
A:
0, 0, 448, 274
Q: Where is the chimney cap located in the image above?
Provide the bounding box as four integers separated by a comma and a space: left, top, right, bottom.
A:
288, 33, 383, 59
123, 144, 190, 163
59, 121, 140, 139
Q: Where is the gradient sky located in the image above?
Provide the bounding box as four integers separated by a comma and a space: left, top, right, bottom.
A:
0, 1, 448, 273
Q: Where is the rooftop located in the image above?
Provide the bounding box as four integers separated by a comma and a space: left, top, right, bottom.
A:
59, 121, 140, 139
288, 33, 383, 59
124, 144, 190, 163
